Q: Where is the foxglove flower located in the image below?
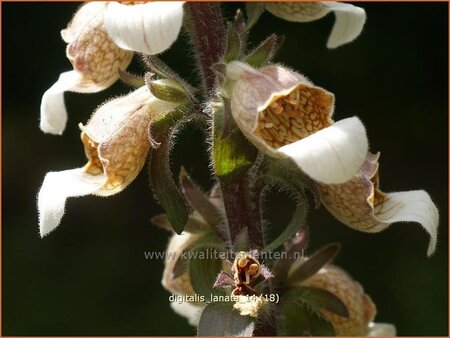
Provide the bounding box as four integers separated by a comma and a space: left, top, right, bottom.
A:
317, 152, 439, 256
40, 2, 134, 135
38, 86, 179, 237
227, 61, 368, 184
265, 2, 366, 48
298, 264, 395, 336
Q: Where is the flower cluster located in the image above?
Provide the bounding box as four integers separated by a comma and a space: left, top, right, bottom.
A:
38, 2, 439, 336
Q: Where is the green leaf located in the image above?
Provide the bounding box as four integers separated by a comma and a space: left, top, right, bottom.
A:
179, 168, 222, 227
189, 246, 224, 298
148, 109, 189, 234
212, 100, 257, 181
244, 34, 280, 68
290, 286, 349, 318
223, 23, 241, 62
279, 301, 335, 336
287, 243, 341, 284
263, 189, 308, 253
198, 302, 255, 336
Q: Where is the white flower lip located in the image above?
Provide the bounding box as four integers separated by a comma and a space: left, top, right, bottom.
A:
277, 117, 368, 184
374, 190, 439, 257
40, 71, 79, 135
322, 2, 366, 49
104, 2, 185, 55
38, 168, 105, 237
40, 69, 120, 135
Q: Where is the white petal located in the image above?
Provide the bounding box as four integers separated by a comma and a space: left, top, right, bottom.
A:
40, 71, 84, 135
322, 2, 366, 48
38, 168, 105, 237
277, 117, 368, 184
368, 322, 397, 336
104, 2, 184, 55
375, 190, 439, 256
170, 301, 204, 326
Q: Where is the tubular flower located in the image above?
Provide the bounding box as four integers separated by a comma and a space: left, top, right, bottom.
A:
265, 2, 366, 48
40, 2, 134, 135
299, 264, 395, 336
317, 152, 439, 256
227, 61, 368, 184
37, 86, 179, 237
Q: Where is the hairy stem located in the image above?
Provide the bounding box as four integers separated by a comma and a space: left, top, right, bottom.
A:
220, 175, 263, 250
184, 2, 226, 94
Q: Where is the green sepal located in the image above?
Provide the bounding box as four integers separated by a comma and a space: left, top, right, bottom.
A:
223, 22, 241, 63
148, 109, 189, 234
244, 34, 280, 68
189, 245, 225, 298
279, 300, 336, 336
287, 243, 341, 285
212, 100, 258, 181
146, 76, 189, 104
198, 302, 255, 336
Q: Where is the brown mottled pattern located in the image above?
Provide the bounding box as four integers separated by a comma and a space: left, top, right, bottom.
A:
266, 2, 329, 22
302, 265, 376, 336
230, 65, 334, 156
66, 26, 133, 88
62, 2, 133, 91
255, 85, 333, 149
317, 153, 389, 232
80, 108, 151, 196
97, 110, 151, 193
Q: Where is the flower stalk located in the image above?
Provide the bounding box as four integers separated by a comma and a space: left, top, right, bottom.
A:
184, 2, 226, 93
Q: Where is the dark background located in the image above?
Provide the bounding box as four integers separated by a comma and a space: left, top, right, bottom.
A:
2, 2, 448, 336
